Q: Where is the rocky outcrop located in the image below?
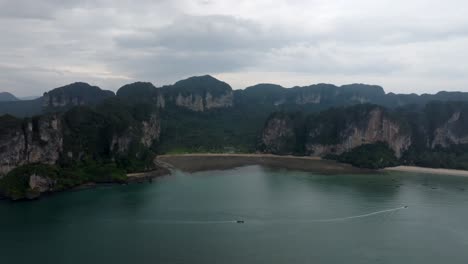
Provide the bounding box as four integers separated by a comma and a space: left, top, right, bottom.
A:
110, 133, 133, 154
260, 114, 297, 154
140, 114, 161, 147
156, 94, 166, 108
161, 75, 234, 112
26, 115, 63, 164
29, 174, 55, 193
1, 108, 161, 176
0, 115, 63, 176
205, 91, 234, 109
295, 93, 321, 104
431, 111, 468, 148
175, 93, 205, 111
110, 113, 161, 154
173, 91, 233, 112
306, 107, 411, 157
42, 82, 114, 109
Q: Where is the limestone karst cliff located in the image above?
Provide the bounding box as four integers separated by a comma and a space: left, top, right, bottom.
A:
0, 114, 63, 175
42, 82, 114, 109
306, 106, 412, 158
0, 104, 162, 177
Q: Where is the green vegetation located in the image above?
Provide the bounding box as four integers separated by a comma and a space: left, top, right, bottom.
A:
157, 107, 264, 154
257, 111, 307, 155
4, 76, 468, 200
0, 114, 23, 134
164, 75, 232, 97
44, 82, 114, 109
60, 98, 160, 172
0, 163, 126, 200
402, 145, 468, 170
327, 143, 399, 169
0, 165, 59, 200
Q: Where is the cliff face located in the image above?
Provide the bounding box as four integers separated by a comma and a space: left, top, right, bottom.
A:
259, 105, 412, 158
0, 115, 63, 176
162, 75, 234, 112
0, 108, 162, 177
111, 113, 161, 154
173, 91, 233, 111
43, 82, 114, 109
175, 93, 205, 111
426, 103, 468, 148
306, 107, 411, 157
115, 77, 233, 112
260, 114, 297, 154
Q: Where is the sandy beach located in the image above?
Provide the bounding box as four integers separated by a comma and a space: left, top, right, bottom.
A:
157, 153, 370, 174
157, 153, 468, 177
384, 166, 468, 177
126, 167, 171, 182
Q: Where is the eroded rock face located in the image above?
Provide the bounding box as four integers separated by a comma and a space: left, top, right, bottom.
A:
42, 82, 114, 109
26, 115, 63, 164
111, 133, 133, 154
306, 108, 411, 157
29, 174, 55, 193
205, 91, 234, 109
110, 113, 161, 155
431, 111, 468, 147
156, 94, 166, 108
0, 115, 63, 175
260, 114, 299, 155
43, 93, 84, 108
175, 94, 205, 111
295, 93, 321, 104
141, 114, 161, 148
173, 91, 233, 112
0, 126, 26, 175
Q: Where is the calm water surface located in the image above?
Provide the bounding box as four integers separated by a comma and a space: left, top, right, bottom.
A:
1, 165, 468, 264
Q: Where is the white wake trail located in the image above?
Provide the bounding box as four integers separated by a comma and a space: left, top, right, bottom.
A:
138, 220, 238, 225
306, 206, 407, 223
135, 206, 407, 225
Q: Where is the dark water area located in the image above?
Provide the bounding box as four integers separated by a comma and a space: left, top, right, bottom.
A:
1, 165, 468, 264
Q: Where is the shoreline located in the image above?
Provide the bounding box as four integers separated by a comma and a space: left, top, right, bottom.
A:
384, 166, 468, 177
159, 153, 468, 177
156, 153, 371, 174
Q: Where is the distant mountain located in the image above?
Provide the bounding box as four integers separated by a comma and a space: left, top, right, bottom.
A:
3, 76, 468, 117
43, 82, 115, 110
117, 75, 233, 112
0, 82, 115, 117
0, 92, 19, 102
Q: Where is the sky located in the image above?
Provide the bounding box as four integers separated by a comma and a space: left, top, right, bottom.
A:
1, 0, 468, 96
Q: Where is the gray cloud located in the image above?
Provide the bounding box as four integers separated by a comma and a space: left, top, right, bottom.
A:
116, 15, 294, 51
1, 0, 468, 96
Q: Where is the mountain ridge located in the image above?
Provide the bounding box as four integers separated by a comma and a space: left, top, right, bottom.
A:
2, 75, 468, 117
2, 75, 468, 200
0, 92, 19, 102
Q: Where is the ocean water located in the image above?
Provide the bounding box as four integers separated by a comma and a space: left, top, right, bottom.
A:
1, 165, 468, 264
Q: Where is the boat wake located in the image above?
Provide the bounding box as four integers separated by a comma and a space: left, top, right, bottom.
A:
136, 206, 408, 225
304, 206, 407, 223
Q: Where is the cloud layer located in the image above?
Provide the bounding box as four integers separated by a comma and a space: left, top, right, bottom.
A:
1, 0, 468, 96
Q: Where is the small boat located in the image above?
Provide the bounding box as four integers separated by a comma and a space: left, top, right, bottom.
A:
404, 206, 408, 208
236, 220, 245, 224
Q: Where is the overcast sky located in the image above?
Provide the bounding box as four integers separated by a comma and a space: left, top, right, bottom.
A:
1, 0, 468, 96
